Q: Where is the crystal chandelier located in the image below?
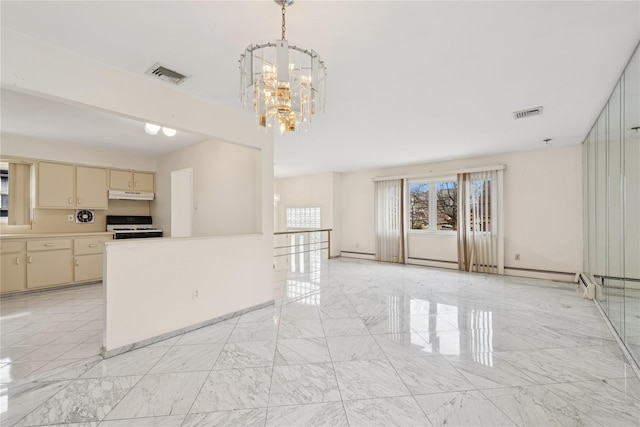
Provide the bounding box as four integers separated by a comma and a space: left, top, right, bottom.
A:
240, 0, 326, 134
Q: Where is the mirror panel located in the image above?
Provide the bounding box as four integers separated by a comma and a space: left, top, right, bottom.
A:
624, 47, 640, 363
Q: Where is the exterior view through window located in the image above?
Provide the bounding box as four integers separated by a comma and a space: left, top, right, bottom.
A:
409, 180, 457, 231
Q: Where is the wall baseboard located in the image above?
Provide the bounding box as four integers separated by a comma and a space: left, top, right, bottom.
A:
504, 267, 576, 283
102, 299, 275, 359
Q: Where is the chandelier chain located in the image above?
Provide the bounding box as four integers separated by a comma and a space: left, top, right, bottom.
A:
281, 4, 286, 40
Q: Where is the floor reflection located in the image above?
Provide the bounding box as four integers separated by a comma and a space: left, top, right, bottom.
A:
2, 258, 638, 426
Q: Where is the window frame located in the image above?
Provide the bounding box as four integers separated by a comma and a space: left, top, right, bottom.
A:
407, 176, 458, 235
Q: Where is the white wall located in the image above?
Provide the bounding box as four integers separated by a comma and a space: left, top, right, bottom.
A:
340, 170, 376, 256
0, 133, 155, 171
154, 140, 261, 237
103, 234, 272, 352
1, 29, 266, 150
274, 172, 341, 256
340, 145, 583, 277
2, 26, 275, 352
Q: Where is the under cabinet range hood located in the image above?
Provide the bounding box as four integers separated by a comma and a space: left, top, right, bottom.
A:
108, 190, 155, 201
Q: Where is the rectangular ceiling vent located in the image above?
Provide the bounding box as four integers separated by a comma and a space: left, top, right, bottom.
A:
513, 106, 543, 120
145, 63, 190, 85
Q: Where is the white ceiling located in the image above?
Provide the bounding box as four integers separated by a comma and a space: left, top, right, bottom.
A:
1, 1, 639, 177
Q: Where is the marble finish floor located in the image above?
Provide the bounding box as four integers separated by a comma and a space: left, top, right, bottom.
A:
1, 258, 639, 426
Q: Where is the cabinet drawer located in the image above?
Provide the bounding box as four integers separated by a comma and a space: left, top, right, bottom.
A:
1, 241, 24, 254
27, 239, 72, 252
74, 238, 108, 255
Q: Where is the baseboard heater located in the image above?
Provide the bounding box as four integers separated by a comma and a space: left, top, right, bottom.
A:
579, 273, 596, 300
408, 257, 457, 264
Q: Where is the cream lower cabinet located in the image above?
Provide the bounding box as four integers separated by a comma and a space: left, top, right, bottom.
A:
1, 241, 26, 293
74, 236, 111, 282
26, 239, 72, 289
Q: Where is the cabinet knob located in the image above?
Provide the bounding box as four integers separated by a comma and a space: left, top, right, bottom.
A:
134, 181, 138, 188
44, 243, 54, 247
89, 244, 98, 248
128, 181, 132, 188
68, 197, 73, 205
77, 198, 82, 205
28, 256, 33, 264
75, 259, 80, 267
16, 257, 21, 265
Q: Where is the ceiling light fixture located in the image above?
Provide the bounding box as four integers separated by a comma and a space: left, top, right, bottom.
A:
144, 123, 160, 135
144, 123, 176, 137
239, 0, 327, 134
162, 127, 176, 137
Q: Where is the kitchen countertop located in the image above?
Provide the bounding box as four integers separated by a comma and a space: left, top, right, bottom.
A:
0, 232, 114, 239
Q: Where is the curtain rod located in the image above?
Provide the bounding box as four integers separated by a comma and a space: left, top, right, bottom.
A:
372, 164, 506, 182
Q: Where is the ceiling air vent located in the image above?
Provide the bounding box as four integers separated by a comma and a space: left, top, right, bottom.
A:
145, 63, 190, 85
513, 106, 543, 120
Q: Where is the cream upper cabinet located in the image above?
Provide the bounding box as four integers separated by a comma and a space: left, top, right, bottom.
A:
110, 170, 154, 192
110, 169, 133, 190
76, 166, 107, 209
134, 172, 154, 192
37, 162, 75, 208
38, 162, 108, 209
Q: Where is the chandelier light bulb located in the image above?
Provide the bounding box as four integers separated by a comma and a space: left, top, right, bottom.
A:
144, 123, 160, 135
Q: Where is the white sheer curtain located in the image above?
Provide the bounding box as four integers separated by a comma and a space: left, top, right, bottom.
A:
457, 170, 504, 274
375, 179, 404, 263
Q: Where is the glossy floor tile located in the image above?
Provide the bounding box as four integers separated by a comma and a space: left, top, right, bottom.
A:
1, 258, 639, 426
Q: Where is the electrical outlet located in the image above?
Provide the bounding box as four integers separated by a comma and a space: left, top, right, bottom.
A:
67, 214, 74, 222
192, 289, 200, 300
515, 254, 520, 261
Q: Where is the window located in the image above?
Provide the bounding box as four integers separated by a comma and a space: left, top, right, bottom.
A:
468, 178, 492, 232
286, 207, 321, 229
1, 163, 8, 219
436, 181, 457, 230
409, 179, 457, 232
409, 183, 429, 229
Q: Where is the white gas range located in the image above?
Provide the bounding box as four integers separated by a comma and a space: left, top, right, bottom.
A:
107, 215, 163, 239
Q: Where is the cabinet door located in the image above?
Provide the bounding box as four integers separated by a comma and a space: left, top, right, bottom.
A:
133, 172, 154, 192
38, 162, 74, 208
77, 166, 108, 209
74, 254, 103, 282
1, 253, 25, 293
27, 250, 72, 288
110, 170, 133, 190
